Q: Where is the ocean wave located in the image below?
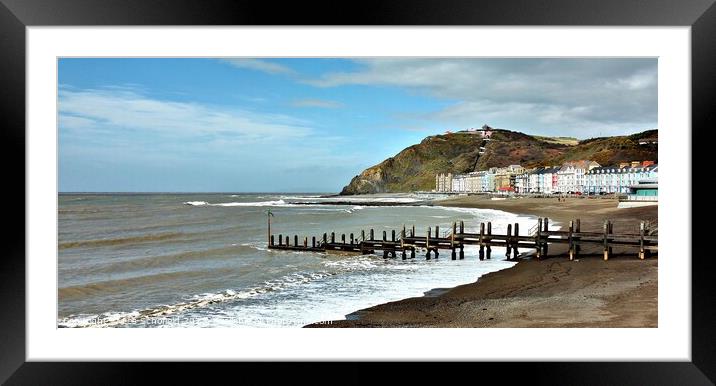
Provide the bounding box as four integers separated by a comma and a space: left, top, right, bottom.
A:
58, 269, 215, 301
59, 232, 187, 250
212, 199, 287, 207
57, 268, 341, 328
58, 253, 394, 328
323, 256, 378, 270
240, 242, 269, 252
185, 199, 296, 207
279, 195, 421, 203
69, 245, 254, 276
184, 199, 366, 211
342, 205, 365, 214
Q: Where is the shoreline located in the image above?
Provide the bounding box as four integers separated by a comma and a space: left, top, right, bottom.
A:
305, 195, 658, 328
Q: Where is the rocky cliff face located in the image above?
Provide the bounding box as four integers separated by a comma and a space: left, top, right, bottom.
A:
339, 129, 657, 195
339, 132, 485, 195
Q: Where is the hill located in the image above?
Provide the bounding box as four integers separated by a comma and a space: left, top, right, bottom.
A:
339, 128, 657, 195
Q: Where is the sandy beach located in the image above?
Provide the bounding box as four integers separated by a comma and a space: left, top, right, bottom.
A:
306, 196, 658, 328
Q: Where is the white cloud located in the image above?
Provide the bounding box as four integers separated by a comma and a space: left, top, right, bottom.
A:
304, 58, 657, 137
58, 87, 312, 141
220, 58, 295, 75
291, 98, 343, 109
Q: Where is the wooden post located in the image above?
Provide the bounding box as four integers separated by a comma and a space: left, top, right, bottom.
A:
267, 211, 271, 246
361, 230, 365, 242
279, 234, 283, 246
536, 218, 542, 260
412, 225, 415, 237
323, 233, 327, 245
453, 221, 457, 236
436, 226, 440, 239
392, 230, 396, 242
644, 222, 652, 258
312, 236, 316, 248
270, 235, 274, 246
350, 233, 354, 244
304, 237, 308, 248
542, 218, 549, 256
294, 235, 298, 246
603, 220, 610, 260
639, 221, 645, 259
568, 220, 574, 260
426, 227, 431, 260
341, 234, 346, 244
460, 220, 464, 234
331, 232, 335, 243
383, 230, 387, 241
575, 219, 581, 255
459, 244, 464, 259
410, 248, 416, 259
402, 248, 407, 260
370, 229, 374, 241
608, 221, 613, 256
513, 223, 519, 259
506, 224, 512, 259
450, 226, 455, 250
486, 222, 492, 259
383, 250, 388, 258
479, 222, 486, 259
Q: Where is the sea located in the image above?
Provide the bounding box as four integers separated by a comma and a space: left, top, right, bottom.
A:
57, 193, 540, 328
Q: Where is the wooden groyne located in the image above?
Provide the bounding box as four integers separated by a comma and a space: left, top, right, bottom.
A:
267, 218, 657, 261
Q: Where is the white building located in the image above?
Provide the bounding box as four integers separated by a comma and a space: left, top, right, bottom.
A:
435, 173, 453, 192
466, 172, 482, 192
556, 160, 601, 193
515, 168, 536, 193
451, 174, 468, 192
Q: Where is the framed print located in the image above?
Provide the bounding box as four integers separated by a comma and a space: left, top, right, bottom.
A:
3, 0, 715, 383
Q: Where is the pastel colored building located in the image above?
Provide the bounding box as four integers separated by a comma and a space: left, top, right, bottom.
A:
585, 163, 658, 194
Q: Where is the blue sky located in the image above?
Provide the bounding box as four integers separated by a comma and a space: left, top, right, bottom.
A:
58, 58, 657, 192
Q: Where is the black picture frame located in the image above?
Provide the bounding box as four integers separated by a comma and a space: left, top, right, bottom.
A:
2, 0, 713, 384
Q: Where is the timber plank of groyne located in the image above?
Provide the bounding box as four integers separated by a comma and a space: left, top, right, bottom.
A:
267, 218, 657, 260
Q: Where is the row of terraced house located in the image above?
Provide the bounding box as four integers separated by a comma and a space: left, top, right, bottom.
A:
435, 160, 657, 195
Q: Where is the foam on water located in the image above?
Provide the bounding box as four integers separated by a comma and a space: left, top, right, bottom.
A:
184, 201, 209, 206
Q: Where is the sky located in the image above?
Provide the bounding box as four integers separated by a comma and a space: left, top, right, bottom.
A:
58, 58, 657, 193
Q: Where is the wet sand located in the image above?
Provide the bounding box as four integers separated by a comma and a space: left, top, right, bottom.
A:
306, 196, 657, 328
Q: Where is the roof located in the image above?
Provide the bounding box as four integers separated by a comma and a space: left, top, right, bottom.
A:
586, 164, 658, 174
536, 167, 560, 174
559, 160, 600, 170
